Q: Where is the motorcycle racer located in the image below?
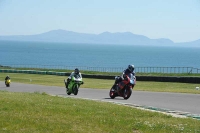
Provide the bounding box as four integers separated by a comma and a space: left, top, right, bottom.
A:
115, 64, 136, 92
5, 75, 10, 84
64, 68, 83, 89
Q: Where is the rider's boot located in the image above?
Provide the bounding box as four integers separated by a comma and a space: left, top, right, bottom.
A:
66, 83, 69, 88
64, 80, 67, 87
66, 81, 71, 91
64, 80, 69, 90
112, 84, 116, 90
116, 86, 120, 92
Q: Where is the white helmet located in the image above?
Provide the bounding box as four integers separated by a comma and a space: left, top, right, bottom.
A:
128, 64, 134, 72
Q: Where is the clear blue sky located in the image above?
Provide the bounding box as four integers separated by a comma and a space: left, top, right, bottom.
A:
0, 0, 200, 42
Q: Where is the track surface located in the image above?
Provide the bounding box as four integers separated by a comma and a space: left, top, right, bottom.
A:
1, 81, 200, 116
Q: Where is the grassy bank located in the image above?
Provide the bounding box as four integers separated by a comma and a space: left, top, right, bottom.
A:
1, 91, 200, 133
1, 73, 200, 94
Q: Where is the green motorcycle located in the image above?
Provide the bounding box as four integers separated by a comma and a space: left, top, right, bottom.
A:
64, 76, 83, 95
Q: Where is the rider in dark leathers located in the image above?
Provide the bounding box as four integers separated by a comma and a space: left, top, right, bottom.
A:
114, 64, 135, 91
5, 75, 10, 84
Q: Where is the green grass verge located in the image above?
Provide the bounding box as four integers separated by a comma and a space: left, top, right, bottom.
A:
1, 91, 200, 133
1, 73, 200, 94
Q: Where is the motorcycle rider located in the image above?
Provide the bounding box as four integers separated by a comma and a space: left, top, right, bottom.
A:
64, 68, 83, 89
5, 75, 10, 84
114, 64, 136, 92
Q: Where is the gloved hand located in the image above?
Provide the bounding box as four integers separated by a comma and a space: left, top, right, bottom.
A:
123, 74, 127, 79
81, 81, 84, 84
123, 74, 126, 78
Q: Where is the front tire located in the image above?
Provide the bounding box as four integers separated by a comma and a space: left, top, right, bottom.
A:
73, 86, 78, 95
123, 88, 132, 100
6, 84, 10, 87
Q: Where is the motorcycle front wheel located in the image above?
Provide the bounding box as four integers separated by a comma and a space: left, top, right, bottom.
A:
123, 88, 132, 100
73, 85, 78, 95
6, 84, 10, 87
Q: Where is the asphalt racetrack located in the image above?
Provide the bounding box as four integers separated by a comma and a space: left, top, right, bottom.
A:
1, 81, 200, 117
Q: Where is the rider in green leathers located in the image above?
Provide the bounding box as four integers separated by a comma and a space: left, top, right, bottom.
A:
65, 68, 83, 90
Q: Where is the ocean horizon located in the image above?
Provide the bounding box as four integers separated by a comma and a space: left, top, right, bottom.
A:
0, 40, 200, 70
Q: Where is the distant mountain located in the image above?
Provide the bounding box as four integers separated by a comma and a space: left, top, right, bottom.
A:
0, 29, 199, 47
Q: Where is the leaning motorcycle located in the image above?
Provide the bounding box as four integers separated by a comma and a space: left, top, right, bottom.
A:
64, 75, 83, 95
109, 73, 136, 100
5, 79, 11, 87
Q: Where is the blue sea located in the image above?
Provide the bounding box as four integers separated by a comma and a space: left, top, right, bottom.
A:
0, 40, 200, 69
